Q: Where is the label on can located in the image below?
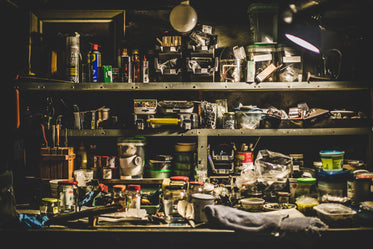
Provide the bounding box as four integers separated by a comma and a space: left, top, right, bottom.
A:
236, 152, 254, 172
103, 65, 113, 83
88, 51, 101, 82
66, 49, 79, 83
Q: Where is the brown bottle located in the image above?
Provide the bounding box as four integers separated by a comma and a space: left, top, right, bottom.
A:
132, 49, 141, 82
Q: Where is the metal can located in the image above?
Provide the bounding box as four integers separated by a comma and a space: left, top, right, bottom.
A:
66, 32, 80, 83
88, 43, 101, 82
347, 173, 373, 204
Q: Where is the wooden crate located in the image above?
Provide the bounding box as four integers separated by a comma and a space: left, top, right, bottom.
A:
40, 147, 75, 180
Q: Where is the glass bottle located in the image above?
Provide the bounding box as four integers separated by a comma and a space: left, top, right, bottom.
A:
132, 49, 141, 82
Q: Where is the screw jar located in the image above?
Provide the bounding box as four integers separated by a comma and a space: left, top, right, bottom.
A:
58, 180, 78, 213
126, 184, 141, 210
222, 112, 235, 129
113, 184, 127, 211
40, 198, 60, 216
163, 176, 189, 219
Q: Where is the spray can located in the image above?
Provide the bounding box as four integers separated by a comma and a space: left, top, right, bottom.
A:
142, 55, 149, 83
120, 48, 131, 82
88, 43, 101, 82
66, 32, 80, 83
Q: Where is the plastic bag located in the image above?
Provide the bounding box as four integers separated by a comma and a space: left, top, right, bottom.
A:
254, 150, 292, 185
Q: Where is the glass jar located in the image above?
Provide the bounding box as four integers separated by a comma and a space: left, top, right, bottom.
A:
223, 112, 235, 129
40, 198, 60, 216
277, 46, 303, 82
126, 184, 141, 210
163, 176, 189, 219
235, 109, 263, 129
246, 44, 277, 82
189, 181, 204, 200
295, 177, 317, 199
113, 184, 127, 211
58, 180, 78, 213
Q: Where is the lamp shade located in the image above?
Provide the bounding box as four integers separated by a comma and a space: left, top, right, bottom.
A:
169, 1, 198, 33
285, 33, 320, 54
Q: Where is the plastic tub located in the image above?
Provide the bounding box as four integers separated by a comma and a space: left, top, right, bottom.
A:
240, 197, 265, 211
313, 203, 356, 226
319, 150, 345, 171
49, 179, 69, 198
295, 196, 319, 216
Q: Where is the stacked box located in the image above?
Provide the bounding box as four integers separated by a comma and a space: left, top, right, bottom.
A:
186, 25, 218, 82
155, 36, 183, 82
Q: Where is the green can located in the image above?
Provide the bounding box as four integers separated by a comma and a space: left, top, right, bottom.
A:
103, 65, 113, 83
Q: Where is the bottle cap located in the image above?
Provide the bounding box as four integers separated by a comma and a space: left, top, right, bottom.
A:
127, 184, 141, 191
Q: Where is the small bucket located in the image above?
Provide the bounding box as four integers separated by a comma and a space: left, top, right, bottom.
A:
319, 150, 344, 171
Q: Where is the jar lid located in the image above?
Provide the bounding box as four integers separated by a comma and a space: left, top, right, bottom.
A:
113, 185, 126, 192
127, 184, 141, 191
58, 180, 78, 185
170, 176, 189, 182
358, 173, 373, 179
190, 181, 204, 186
42, 197, 59, 203
297, 177, 316, 184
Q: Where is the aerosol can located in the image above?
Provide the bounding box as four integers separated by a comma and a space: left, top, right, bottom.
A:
66, 32, 80, 83
88, 43, 101, 82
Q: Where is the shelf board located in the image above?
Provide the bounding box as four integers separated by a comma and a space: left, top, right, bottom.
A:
14, 81, 370, 92
64, 127, 371, 137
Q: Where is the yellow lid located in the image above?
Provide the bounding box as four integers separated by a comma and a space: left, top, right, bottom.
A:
42, 198, 59, 203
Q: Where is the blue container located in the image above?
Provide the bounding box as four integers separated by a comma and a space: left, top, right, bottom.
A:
317, 169, 351, 197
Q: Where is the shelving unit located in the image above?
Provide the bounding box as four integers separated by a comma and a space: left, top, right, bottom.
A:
14, 81, 370, 92
14, 80, 373, 172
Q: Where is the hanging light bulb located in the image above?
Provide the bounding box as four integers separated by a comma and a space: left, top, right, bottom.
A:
169, 1, 198, 33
